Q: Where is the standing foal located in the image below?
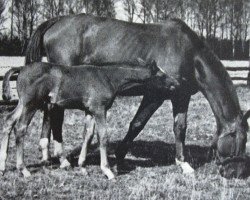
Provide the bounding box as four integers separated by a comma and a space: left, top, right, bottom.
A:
0, 61, 177, 179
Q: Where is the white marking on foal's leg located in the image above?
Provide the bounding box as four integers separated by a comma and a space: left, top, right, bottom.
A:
53, 140, 63, 157
175, 158, 194, 174
81, 167, 88, 176
39, 138, 49, 161
60, 158, 71, 169
174, 116, 178, 123
22, 168, 31, 178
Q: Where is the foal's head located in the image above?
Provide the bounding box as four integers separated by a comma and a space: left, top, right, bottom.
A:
139, 59, 179, 92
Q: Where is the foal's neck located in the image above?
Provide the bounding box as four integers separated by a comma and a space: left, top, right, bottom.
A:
104, 65, 151, 91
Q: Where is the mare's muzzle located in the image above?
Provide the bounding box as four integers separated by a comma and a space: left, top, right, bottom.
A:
219, 156, 249, 179
217, 132, 249, 179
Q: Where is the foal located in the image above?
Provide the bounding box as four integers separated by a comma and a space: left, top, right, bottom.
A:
0, 61, 176, 179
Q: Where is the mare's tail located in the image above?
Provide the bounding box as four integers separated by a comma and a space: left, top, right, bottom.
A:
2, 68, 22, 101
25, 17, 60, 64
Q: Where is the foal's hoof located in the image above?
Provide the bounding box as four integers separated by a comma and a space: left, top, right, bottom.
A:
22, 168, 31, 178
81, 168, 89, 176
107, 173, 116, 181
60, 159, 71, 169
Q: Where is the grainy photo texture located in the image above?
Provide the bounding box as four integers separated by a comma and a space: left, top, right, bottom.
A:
0, 0, 250, 199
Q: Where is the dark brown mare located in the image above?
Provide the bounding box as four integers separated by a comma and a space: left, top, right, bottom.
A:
21, 14, 250, 178
0, 60, 175, 179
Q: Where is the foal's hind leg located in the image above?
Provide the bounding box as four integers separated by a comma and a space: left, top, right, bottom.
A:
0, 104, 23, 174
14, 106, 36, 177
77, 115, 95, 175
95, 110, 115, 180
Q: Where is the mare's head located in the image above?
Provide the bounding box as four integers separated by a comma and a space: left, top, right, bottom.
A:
217, 111, 250, 179
138, 59, 179, 92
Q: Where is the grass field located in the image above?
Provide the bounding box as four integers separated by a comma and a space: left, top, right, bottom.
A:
0, 85, 250, 199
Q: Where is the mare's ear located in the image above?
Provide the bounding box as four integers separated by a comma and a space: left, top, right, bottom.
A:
242, 110, 250, 127
136, 58, 146, 66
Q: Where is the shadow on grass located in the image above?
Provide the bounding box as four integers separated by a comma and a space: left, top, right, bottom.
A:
8, 141, 214, 175
60, 140, 213, 174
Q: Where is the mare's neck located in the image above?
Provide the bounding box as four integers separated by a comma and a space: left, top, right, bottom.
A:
195, 50, 241, 132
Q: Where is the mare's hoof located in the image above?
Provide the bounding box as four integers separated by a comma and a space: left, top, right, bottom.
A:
116, 160, 135, 174
60, 159, 71, 169
175, 159, 194, 174
115, 145, 128, 161
41, 159, 51, 166
180, 162, 194, 174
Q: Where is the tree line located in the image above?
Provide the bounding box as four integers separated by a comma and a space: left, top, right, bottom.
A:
0, 0, 249, 60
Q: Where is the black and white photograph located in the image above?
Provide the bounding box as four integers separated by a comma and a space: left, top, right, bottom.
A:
0, 0, 250, 199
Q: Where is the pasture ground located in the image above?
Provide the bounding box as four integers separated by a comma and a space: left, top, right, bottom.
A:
1, 85, 250, 199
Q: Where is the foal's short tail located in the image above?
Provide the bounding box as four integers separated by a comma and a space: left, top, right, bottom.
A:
2, 68, 21, 101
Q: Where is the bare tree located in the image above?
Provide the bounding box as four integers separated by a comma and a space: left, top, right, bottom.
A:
12, 0, 40, 52
123, 0, 136, 22
41, 0, 65, 20
0, 0, 6, 32
90, 0, 116, 18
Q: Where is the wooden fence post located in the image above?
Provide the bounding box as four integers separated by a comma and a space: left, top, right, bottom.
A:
248, 41, 250, 87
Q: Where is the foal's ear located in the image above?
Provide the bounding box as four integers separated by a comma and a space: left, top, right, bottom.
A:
150, 60, 159, 75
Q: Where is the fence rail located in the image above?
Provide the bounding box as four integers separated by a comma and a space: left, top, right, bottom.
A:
0, 65, 249, 106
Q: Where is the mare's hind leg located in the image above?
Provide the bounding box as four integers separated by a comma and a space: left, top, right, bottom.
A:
40, 104, 51, 162
171, 93, 194, 173
14, 105, 37, 177
77, 115, 95, 175
95, 109, 115, 180
115, 95, 164, 161
0, 103, 23, 174
50, 106, 64, 160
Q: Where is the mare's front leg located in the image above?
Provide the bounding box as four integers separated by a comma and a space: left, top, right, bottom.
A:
171, 93, 194, 173
14, 105, 37, 177
115, 95, 164, 161
95, 109, 115, 180
0, 104, 23, 175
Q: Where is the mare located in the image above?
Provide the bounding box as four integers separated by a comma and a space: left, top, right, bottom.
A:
0, 60, 176, 179
10, 14, 250, 178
